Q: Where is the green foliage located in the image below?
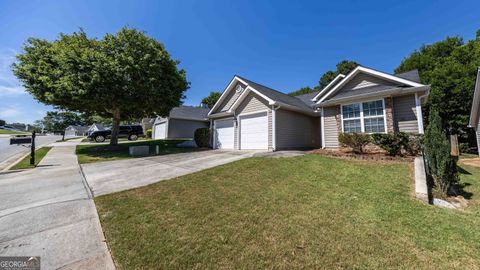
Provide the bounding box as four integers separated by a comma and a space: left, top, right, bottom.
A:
318, 60, 359, 89
424, 109, 459, 196
0, 119, 5, 126
12, 27, 188, 145
201, 91, 221, 108
288, 86, 315, 97
194, 128, 211, 148
338, 132, 371, 153
371, 132, 423, 156
146, 129, 152, 138
41, 111, 87, 131
395, 32, 480, 133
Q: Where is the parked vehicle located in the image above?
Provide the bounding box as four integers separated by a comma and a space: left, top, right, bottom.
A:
88, 125, 144, 143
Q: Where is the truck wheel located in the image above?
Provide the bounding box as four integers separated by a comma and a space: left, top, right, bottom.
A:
95, 135, 105, 143
128, 134, 138, 141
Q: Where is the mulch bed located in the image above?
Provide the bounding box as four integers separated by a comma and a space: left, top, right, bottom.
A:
310, 148, 415, 162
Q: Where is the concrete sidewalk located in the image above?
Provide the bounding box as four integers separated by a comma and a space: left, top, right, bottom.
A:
0, 141, 115, 269
82, 150, 259, 196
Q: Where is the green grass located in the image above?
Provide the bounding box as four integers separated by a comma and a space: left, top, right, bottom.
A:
76, 139, 198, 164
95, 155, 480, 269
10, 147, 52, 170
0, 129, 28, 135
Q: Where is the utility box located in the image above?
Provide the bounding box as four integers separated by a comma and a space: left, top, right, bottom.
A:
129, 145, 149, 156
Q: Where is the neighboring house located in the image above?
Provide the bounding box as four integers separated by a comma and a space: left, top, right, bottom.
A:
208, 66, 429, 151
87, 123, 106, 136
64, 125, 89, 137
468, 68, 480, 156
152, 106, 210, 139
141, 118, 156, 134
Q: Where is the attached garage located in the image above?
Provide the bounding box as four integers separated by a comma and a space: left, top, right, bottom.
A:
239, 111, 268, 150
153, 122, 167, 139
214, 119, 234, 149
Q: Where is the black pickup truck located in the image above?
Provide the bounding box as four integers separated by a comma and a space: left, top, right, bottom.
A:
88, 125, 144, 143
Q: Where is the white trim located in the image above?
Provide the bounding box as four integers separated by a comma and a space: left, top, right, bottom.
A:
272, 107, 276, 151
213, 118, 235, 149
415, 93, 424, 134
208, 77, 240, 116
237, 110, 269, 150
382, 98, 388, 133
164, 118, 169, 138
312, 74, 346, 101
320, 107, 325, 148
317, 66, 424, 104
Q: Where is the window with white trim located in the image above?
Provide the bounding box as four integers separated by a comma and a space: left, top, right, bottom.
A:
342, 100, 386, 133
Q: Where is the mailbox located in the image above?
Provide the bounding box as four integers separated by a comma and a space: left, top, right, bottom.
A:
10, 137, 32, 145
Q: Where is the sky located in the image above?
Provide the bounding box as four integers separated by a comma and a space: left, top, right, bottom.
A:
0, 0, 479, 124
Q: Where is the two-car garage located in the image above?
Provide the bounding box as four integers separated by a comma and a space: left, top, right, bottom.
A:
213, 111, 269, 150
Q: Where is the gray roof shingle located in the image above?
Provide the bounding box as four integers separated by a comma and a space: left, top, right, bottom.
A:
395, 70, 421, 83
169, 106, 210, 121
236, 76, 315, 111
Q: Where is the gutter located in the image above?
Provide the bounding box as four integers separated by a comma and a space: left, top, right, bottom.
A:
271, 101, 319, 116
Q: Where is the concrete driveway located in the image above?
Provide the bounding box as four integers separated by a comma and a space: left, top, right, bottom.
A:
0, 141, 115, 269
81, 150, 259, 196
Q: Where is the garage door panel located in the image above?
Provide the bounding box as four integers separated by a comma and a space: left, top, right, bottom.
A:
154, 123, 166, 139
240, 112, 268, 150
214, 119, 234, 149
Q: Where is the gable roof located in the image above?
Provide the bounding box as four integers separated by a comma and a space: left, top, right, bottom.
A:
170, 106, 210, 121
395, 69, 421, 83
469, 68, 480, 128
311, 74, 346, 102
294, 90, 320, 107
315, 66, 425, 105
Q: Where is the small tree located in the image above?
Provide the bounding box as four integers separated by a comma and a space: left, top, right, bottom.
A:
12, 27, 188, 146
201, 91, 221, 109
194, 128, 211, 148
338, 133, 371, 154
424, 109, 459, 196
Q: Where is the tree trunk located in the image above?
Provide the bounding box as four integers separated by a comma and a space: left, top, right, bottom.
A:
110, 111, 121, 146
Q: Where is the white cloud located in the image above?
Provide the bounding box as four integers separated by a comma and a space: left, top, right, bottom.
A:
0, 107, 20, 118
0, 48, 25, 97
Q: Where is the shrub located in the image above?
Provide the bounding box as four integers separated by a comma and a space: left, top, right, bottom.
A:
371, 133, 404, 156
146, 129, 152, 138
338, 133, 371, 153
194, 128, 211, 148
405, 133, 424, 156
424, 109, 458, 196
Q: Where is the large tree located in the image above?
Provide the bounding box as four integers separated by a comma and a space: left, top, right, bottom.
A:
12, 27, 188, 145
0, 119, 5, 126
201, 91, 221, 108
318, 60, 359, 90
395, 31, 480, 134
41, 111, 86, 132
288, 86, 315, 97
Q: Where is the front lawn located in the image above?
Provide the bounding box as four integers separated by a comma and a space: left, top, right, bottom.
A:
0, 129, 28, 135
10, 147, 52, 170
76, 139, 198, 164
95, 155, 480, 269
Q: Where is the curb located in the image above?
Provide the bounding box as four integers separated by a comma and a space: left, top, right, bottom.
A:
0, 151, 31, 172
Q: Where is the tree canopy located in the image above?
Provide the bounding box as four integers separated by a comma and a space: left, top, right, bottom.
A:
288, 60, 359, 97
0, 119, 5, 126
201, 91, 222, 108
395, 31, 480, 133
12, 27, 189, 145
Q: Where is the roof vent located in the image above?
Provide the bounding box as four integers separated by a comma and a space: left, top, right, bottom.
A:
235, 84, 244, 93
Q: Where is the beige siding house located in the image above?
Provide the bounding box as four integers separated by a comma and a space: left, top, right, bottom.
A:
208, 66, 429, 151
468, 68, 480, 156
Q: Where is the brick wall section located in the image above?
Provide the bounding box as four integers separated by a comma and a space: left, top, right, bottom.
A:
384, 97, 395, 133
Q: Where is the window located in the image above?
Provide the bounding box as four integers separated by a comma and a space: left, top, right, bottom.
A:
341, 100, 386, 133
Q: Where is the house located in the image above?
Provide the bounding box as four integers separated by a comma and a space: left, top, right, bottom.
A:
208, 66, 429, 151
152, 106, 210, 139
87, 123, 106, 136
468, 68, 480, 156
141, 118, 156, 134
64, 125, 89, 137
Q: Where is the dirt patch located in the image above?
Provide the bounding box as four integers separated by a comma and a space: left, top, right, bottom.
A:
448, 195, 469, 208
310, 148, 415, 162
458, 158, 480, 167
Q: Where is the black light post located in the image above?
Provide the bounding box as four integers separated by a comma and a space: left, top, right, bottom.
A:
30, 131, 36, 166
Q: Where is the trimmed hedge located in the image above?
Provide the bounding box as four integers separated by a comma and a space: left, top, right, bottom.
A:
371, 132, 423, 156
338, 133, 371, 153
194, 128, 211, 148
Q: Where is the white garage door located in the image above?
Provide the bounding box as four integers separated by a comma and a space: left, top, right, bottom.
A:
214, 119, 234, 149
240, 112, 268, 150
154, 122, 167, 139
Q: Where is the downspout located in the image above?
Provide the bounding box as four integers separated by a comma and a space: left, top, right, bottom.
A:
416, 89, 429, 134
271, 104, 281, 151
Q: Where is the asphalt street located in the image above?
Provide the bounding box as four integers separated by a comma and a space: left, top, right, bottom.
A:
0, 135, 62, 169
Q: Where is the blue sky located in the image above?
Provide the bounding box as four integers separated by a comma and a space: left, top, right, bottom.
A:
0, 0, 479, 124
